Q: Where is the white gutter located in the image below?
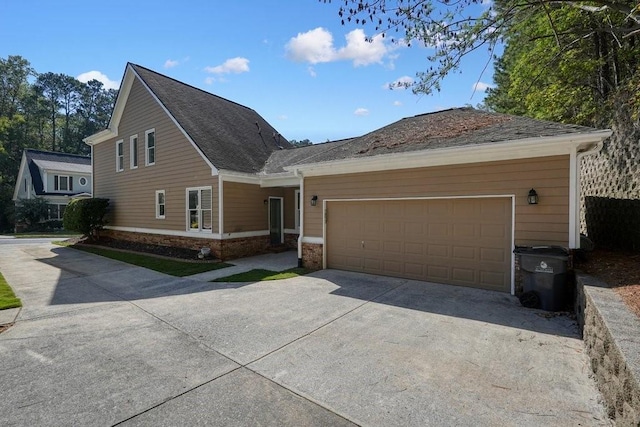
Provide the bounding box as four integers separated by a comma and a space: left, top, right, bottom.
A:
295, 169, 304, 267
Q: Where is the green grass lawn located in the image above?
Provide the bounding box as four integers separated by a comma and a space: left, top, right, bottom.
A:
0, 272, 22, 310
59, 243, 233, 277
212, 267, 312, 282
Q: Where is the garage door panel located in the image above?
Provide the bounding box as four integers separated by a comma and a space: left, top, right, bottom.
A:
326, 198, 512, 292
481, 247, 507, 262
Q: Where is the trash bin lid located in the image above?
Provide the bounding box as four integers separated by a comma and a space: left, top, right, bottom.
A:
513, 245, 569, 259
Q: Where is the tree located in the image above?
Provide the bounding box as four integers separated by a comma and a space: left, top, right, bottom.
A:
63, 198, 109, 240
14, 197, 49, 231
290, 139, 313, 147
323, 0, 640, 95
35, 72, 64, 151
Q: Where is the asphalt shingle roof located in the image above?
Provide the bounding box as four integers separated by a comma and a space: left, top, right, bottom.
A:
266, 108, 599, 170
24, 149, 91, 195
130, 64, 291, 173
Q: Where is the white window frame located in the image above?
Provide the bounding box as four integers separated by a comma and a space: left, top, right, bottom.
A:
47, 203, 66, 221
79, 176, 88, 187
130, 134, 138, 169
145, 129, 155, 166
156, 190, 166, 219
294, 189, 301, 231
185, 186, 213, 232
56, 175, 70, 192
116, 139, 124, 172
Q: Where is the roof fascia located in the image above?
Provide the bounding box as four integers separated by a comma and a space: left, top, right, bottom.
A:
11, 151, 28, 201
287, 130, 613, 177
220, 170, 299, 187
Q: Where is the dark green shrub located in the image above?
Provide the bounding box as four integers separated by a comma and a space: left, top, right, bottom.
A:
14, 197, 49, 232
63, 198, 109, 240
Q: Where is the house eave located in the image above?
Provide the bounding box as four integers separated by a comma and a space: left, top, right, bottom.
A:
286, 130, 612, 176
219, 170, 299, 187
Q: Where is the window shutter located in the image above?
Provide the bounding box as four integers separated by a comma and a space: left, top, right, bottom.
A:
69, 177, 73, 191
54, 176, 58, 191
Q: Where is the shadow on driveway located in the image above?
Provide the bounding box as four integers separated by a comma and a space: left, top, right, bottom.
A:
37, 247, 579, 339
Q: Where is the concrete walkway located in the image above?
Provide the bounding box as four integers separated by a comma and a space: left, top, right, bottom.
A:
188, 250, 299, 281
0, 243, 610, 426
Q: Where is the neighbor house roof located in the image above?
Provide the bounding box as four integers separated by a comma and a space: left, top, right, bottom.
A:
128, 64, 291, 174
24, 149, 91, 196
270, 108, 603, 171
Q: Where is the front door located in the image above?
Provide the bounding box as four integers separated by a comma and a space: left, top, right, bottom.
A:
269, 197, 283, 245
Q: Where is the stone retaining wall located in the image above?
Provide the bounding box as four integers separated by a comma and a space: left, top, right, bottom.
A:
575, 273, 640, 426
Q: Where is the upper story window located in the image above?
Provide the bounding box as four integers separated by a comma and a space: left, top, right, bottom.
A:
116, 139, 124, 172
79, 177, 88, 186
54, 175, 72, 192
145, 129, 155, 166
130, 135, 138, 169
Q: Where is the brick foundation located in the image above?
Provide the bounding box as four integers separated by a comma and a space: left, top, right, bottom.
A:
103, 229, 277, 261
302, 242, 323, 270
284, 233, 299, 250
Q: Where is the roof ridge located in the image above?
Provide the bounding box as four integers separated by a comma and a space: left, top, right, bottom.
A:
128, 63, 258, 114
25, 148, 90, 158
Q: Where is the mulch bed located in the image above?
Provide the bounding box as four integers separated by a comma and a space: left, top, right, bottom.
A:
575, 248, 640, 318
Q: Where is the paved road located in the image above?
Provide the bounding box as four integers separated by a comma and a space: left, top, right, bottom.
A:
0, 243, 610, 426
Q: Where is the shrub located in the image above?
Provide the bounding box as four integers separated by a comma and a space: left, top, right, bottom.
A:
63, 198, 109, 240
14, 197, 49, 232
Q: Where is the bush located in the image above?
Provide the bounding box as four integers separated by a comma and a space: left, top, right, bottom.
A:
63, 198, 109, 240
14, 197, 49, 232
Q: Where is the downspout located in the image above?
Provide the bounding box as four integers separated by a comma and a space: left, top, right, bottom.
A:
295, 168, 304, 268
571, 139, 605, 248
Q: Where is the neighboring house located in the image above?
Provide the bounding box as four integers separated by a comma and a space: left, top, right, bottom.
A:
85, 63, 612, 294
12, 149, 92, 222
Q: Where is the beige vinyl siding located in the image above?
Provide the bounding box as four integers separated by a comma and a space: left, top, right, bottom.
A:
93, 77, 219, 232
305, 155, 570, 247
223, 182, 284, 233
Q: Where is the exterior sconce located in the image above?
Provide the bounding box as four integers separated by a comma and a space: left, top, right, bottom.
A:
527, 188, 539, 205
263, 199, 268, 206
310, 195, 318, 206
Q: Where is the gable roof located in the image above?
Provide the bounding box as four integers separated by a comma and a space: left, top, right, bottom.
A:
18, 149, 91, 197
273, 108, 606, 170
86, 63, 291, 174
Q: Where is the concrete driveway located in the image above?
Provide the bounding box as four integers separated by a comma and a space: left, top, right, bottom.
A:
0, 243, 609, 426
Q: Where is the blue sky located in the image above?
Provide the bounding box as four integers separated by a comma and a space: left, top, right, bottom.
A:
1, 0, 496, 143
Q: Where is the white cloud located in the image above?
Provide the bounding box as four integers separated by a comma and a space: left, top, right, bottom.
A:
76, 71, 119, 90
472, 81, 494, 92
307, 66, 317, 77
204, 77, 216, 85
278, 115, 288, 120
164, 59, 179, 69
383, 76, 414, 90
285, 27, 394, 67
393, 101, 402, 106
205, 57, 250, 75
354, 108, 369, 116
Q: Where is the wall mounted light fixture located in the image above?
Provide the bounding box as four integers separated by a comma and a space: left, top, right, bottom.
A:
263, 199, 268, 206
310, 195, 318, 206
527, 188, 539, 205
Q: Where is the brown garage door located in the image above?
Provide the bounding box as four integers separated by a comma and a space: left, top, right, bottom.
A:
326, 198, 512, 292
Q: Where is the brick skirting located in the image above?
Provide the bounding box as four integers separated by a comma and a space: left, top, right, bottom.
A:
103, 229, 282, 261
302, 242, 322, 270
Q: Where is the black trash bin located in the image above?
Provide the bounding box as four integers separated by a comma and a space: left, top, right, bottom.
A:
514, 246, 570, 311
